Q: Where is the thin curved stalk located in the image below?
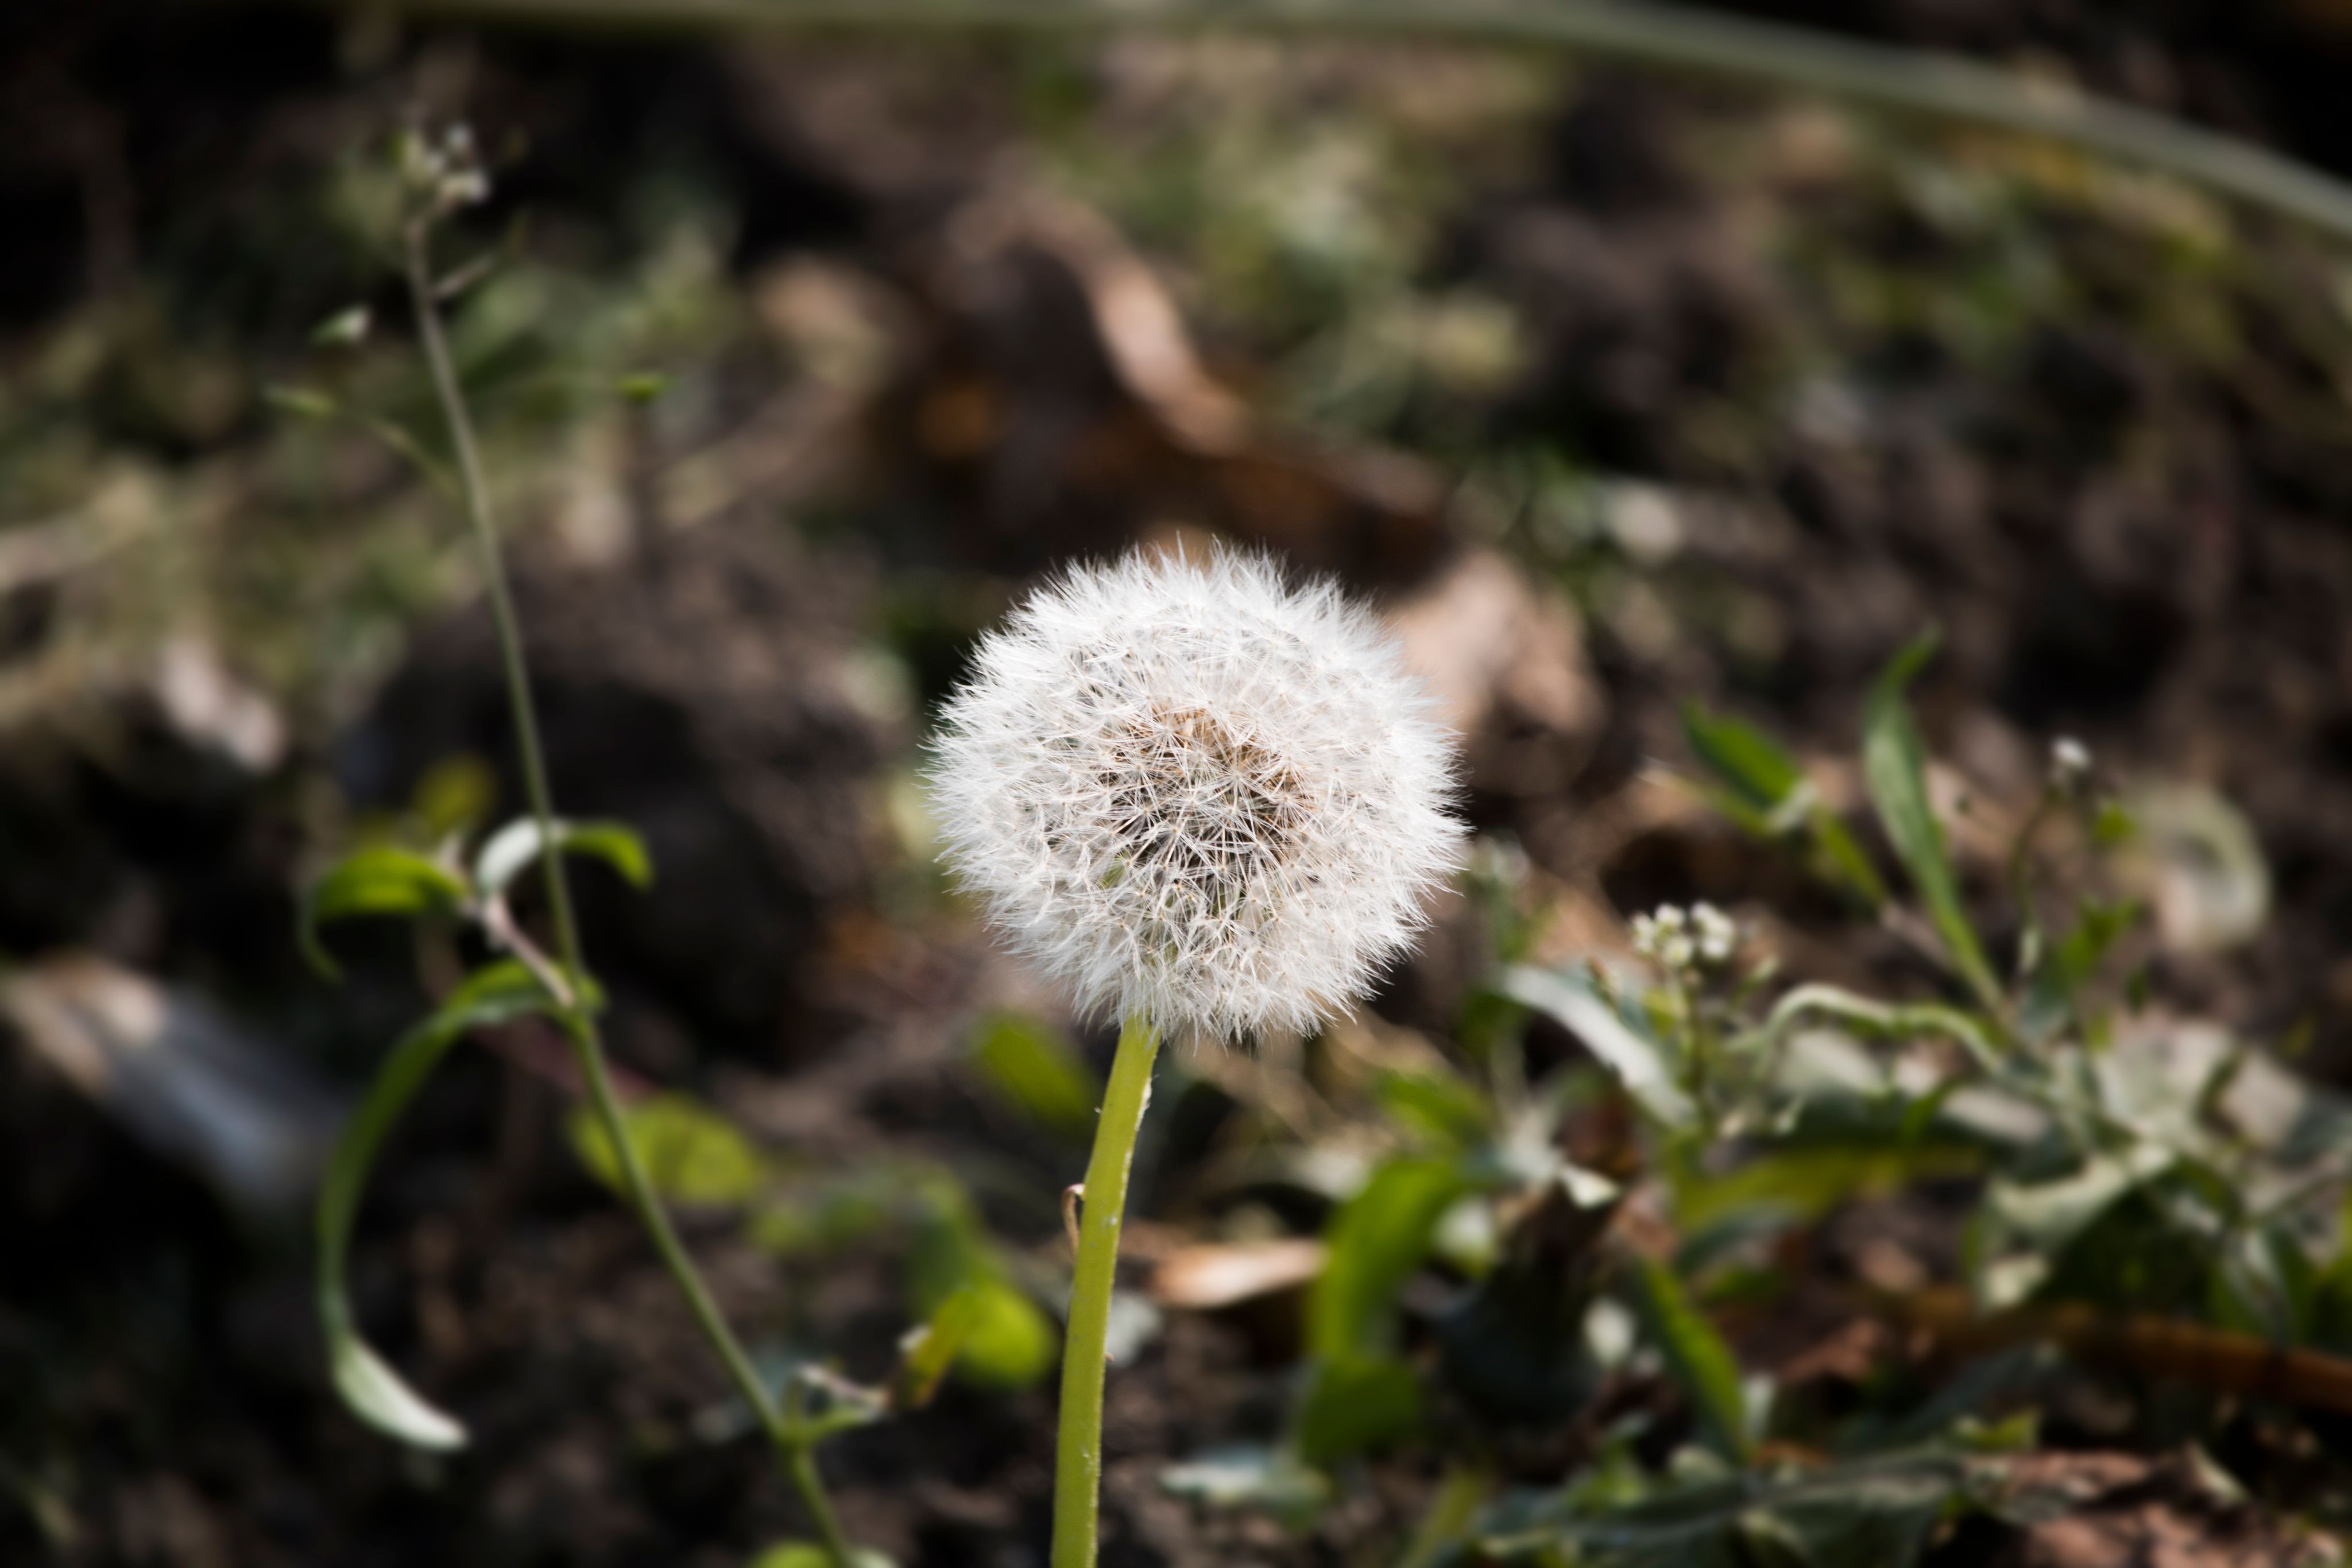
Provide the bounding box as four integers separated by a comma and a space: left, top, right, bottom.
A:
782, 1376, 863, 1566
403, 219, 857, 1567
787, 1444, 857, 1563
367, 0, 2352, 249
1052, 1012, 1162, 1568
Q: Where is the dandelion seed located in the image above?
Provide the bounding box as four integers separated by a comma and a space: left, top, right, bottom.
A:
928, 548, 1463, 1040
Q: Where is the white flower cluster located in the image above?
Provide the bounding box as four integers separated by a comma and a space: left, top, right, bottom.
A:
929, 548, 1462, 1040
400, 125, 490, 216
1630, 901, 1737, 972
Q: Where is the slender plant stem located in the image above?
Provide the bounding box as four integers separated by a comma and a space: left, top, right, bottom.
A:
370, 0, 2352, 250
1052, 1012, 1162, 1568
780, 1376, 860, 1564
785, 1430, 860, 1567
2005, 788, 2058, 957
403, 218, 856, 1567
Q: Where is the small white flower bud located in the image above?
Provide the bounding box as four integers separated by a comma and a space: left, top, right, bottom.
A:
399, 123, 493, 215
397, 130, 439, 189
1691, 901, 1736, 965
1630, 909, 1664, 960
439, 169, 491, 210
1633, 902, 1718, 971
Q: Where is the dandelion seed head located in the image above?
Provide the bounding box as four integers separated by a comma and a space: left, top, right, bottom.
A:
928, 548, 1463, 1040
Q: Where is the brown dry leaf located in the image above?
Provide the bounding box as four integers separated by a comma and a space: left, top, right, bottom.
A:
1388, 548, 1603, 799
1987, 1451, 2339, 1568
1890, 1287, 2352, 1418
1773, 1317, 1891, 1388
938, 184, 1249, 455
888, 175, 1453, 580
1927, 756, 2027, 870
1008, 194, 1252, 456
1390, 548, 1596, 737
1151, 1238, 1328, 1311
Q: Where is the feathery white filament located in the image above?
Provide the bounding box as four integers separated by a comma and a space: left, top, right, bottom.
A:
930, 549, 1462, 1040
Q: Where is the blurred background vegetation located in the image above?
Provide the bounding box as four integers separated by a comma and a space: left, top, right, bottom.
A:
10, 1, 2352, 1564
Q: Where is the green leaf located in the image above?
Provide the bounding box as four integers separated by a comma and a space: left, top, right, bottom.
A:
2308, 1248, 2352, 1353
566, 1092, 768, 1207
1309, 1157, 1471, 1361
264, 384, 340, 419
1807, 813, 1895, 910
2019, 899, 2141, 1043
300, 846, 471, 978
1681, 702, 1804, 811
1399, 1466, 1496, 1568
1682, 702, 1887, 907
1986, 1144, 2173, 1253
1976, 1143, 2179, 1308
1296, 1354, 1425, 1466
474, 816, 653, 900
1736, 1508, 1815, 1568
748, 1543, 828, 1568
1376, 1069, 1493, 1151
748, 1544, 896, 1568
1159, 1443, 1330, 1528
1673, 1143, 1987, 1233
944, 1276, 1058, 1390
316, 961, 567, 1449
966, 1011, 1101, 1139
1501, 966, 1695, 1127
411, 756, 497, 839
905, 1175, 1058, 1389
1490, 1456, 1964, 1568
2091, 800, 2137, 847
328, 1338, 466, 1453
892, 1284, 985, 1410
2208, 1223, 2314, 1343
310, 305, 372, 346
746, 1168, 910, 1258
1896, 1079, 1964, 1145
1628, 1258, 1751, 1461
1860, 634, 1999, 1008
1763, 982, 2000, 1073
